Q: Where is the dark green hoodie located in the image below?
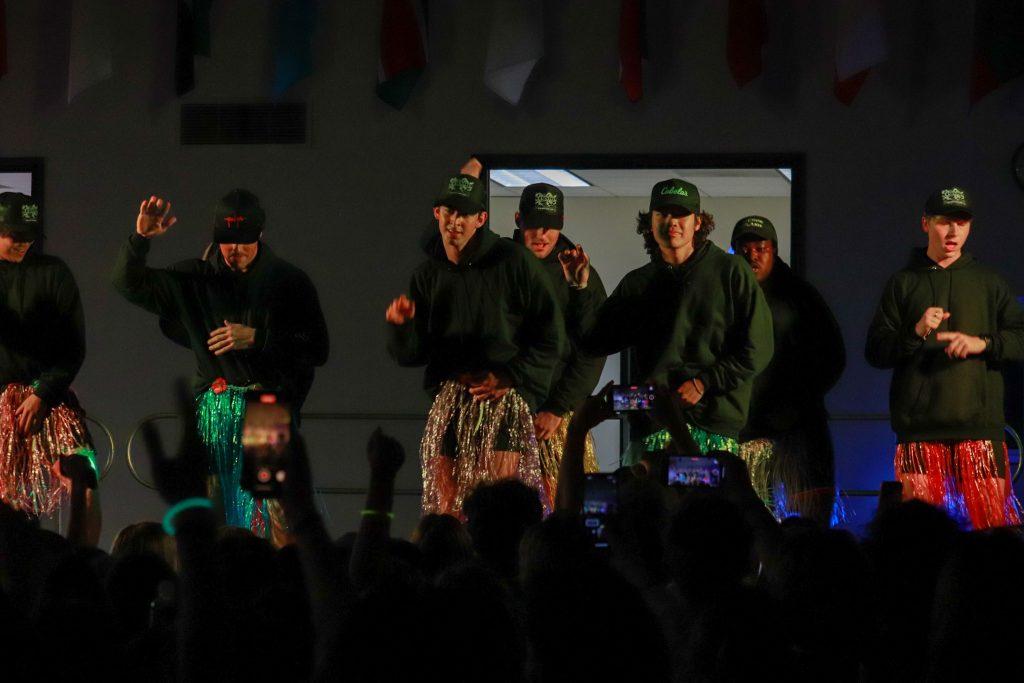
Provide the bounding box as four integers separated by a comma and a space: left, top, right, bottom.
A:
575, 241, 774, 440
866, 249, 1024, 442
0, 254, 85, 406
512, 229, 608, 414
112, 234, 329, 410
388, 226, 565, 411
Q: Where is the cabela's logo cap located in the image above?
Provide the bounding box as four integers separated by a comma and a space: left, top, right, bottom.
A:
731, 215, 777, 248
0, 192, 41, 241
435, 174, 486, 215
213, 189, 265, 244
924, 186, 973, 218
649, 178, 700, 214
518, 183, 564, 229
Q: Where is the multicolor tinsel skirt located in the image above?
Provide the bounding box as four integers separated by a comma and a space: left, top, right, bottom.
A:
539, 410, 599, 511
739, 429, 844, 526
895, 439, 1022, 530
195, 384, 286, 541
420, 380, 546, 517
0, 383, 91, 516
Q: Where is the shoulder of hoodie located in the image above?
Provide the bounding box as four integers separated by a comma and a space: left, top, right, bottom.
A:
23, 253, 78, 281
886, 255, 1011, 292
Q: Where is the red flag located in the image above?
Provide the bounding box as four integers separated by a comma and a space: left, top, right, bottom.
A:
1, 0, 8, 78
619, 0, 645, 102
727, 0, 767, 87
833, 1, 887, 105
377, 0, 428, 109
970, 0, 1024, 105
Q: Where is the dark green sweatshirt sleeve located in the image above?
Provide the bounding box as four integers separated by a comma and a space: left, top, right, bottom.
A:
865, 274, 924, 369
505, 255, 566, 406
111, 233, 182, 319
542, 268, 608, 414
573, 273, 643, 358
387, 271, 430, 367
697, 264, 774, 394
254, 270, 329, 367
33, 265, 86, 406
986, 275, 1024, 362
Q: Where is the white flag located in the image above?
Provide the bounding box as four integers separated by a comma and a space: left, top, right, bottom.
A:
485, 0, 544, 105
68, 0, 112, 103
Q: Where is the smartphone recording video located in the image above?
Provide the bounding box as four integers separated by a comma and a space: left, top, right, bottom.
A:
667, 455, 722, 488
582, 473, 618, 549
607, 384, 657, 412
240, 391, 291, 499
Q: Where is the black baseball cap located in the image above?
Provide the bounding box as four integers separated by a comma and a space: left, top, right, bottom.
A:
518, 183, 564, 229
924, 186, 973, 218
731, 215, 777, 248
0, 192, 41, 241
435, 174, 486, 215
650, 178, 700, 214
213, 189, 265, 244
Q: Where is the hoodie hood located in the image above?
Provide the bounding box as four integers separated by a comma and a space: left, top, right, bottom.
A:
422, 225, 502, 267
905, 247, 976, 272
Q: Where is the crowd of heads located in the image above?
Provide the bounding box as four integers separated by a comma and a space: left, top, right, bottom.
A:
2, 423, 1022, 682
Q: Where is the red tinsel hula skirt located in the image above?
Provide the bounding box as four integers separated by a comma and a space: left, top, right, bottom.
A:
0, 383, 91, 516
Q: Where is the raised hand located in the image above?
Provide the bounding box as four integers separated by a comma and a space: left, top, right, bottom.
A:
207, 320, 256, 356
136, 196, 178, 238
141, 379, 209, 504
569, 381, 616, 433
914, 306, 950, 339
367, 427, 405, 480
460, 157, 483, 179
557, 245, 591, 288
385, 295, 416, 325
59, 449, 99, 490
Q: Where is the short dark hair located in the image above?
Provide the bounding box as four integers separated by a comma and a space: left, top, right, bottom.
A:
635, 210, 716, 260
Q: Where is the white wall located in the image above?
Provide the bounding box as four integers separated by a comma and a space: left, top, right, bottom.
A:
2, 0, 1022, 542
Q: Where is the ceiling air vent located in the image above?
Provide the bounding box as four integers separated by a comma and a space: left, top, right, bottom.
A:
181, 103, 307, 145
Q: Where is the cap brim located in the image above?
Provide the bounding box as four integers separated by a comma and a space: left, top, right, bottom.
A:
520, 212, 563, 230
651, 202, 695, 215
0, 226, 39, 241
436, 197, 485, 215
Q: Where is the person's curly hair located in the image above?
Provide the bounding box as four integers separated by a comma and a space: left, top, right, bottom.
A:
635, 210, 716, 260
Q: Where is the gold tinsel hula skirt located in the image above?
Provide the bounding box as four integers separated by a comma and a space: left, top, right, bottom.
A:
420, 380, 547, 518
539, 411, 598, 511
0, 383, 91, 516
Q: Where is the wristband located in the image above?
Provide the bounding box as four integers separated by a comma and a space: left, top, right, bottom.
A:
361, 509, 395, 520
691, 378, 704, 398
163, 497, 213, 535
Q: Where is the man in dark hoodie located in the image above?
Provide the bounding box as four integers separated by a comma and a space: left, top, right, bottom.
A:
112, 190, 329, 542
732, 215, 845, 524
561, 179, 774, 461
866, 186, 1024, 529
511, 183, 607, 509
0, 192, 95, 516
386, 173, 564, 516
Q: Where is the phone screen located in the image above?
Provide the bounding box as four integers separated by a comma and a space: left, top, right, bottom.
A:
667, 456, 722, 488
608, 384, 657, 412
582, 473, 618, 549
240, 391, 291, 499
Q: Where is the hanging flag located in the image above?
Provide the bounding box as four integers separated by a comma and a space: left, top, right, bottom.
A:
834, 0, 887, 105
971, 0, 1024, 105
726, 0, 767, 87
0, 0, 7, 79
272, 0, 317, 96
619, 0, 645, 102
377, 0, 428, 109
485, 0, 543, 105
175, 1, 196, 95
175, 1, 213, 97
68, 0, 113, 103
